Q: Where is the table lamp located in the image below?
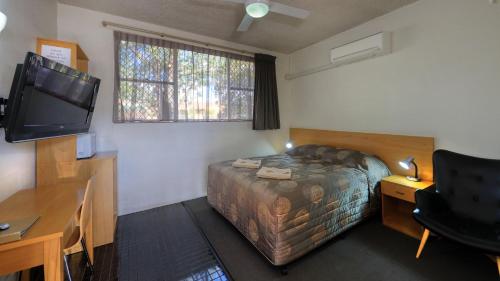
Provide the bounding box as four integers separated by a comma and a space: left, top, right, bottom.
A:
399, 156, 420, 182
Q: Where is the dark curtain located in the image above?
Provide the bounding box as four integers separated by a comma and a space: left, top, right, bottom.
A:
253, 54, 280, 130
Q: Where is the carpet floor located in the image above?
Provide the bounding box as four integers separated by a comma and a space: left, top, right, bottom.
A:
184, 197, 498, 281
116, 204, 229, 281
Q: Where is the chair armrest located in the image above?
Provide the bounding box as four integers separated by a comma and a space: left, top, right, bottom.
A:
421, 185, 436, 193
414, 188, 448, 215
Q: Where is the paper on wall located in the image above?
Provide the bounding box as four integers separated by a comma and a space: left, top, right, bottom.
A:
40, 45, 72, 67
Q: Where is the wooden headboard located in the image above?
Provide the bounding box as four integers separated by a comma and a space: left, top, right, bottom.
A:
290, 128, 435, 181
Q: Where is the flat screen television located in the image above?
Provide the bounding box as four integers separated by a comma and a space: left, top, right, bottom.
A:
1, 52, 100, 143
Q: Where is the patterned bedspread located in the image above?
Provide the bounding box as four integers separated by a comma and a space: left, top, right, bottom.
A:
207, 145, 390, 266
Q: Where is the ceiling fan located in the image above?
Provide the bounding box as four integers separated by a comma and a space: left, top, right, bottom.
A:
223, 0, 311, 32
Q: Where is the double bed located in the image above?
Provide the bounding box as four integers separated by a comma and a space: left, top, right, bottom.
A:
207, 128, 434, 266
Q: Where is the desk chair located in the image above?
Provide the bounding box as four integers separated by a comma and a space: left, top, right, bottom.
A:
63, 178, 95, 281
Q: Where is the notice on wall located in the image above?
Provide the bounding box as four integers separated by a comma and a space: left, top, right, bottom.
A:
40, 45, 72, 67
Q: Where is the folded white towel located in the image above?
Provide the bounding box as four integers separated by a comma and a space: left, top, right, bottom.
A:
232, 159, 261, 169
256, 167, 292, 180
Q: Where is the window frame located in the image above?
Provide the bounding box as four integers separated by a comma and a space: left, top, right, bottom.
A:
113, 32, 255, 124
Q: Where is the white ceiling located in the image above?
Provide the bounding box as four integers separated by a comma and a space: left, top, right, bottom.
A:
58, 0, 418, 53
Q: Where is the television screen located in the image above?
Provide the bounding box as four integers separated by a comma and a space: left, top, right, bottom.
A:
2, 52, 100, 143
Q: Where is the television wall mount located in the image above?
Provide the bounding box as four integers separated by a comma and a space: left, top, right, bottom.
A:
0, 98, 7, 128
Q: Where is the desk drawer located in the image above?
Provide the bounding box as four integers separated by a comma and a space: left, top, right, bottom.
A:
382, 182, 415, 203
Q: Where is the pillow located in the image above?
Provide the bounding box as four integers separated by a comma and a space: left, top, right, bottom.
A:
286, 144, 331, 159
287, 145, 388, 171
286, 144, 349, 160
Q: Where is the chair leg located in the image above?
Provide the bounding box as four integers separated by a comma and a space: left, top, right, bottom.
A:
63, 255, 73, 281
416, 228, 430, 259
496, 256, 500, 276
81, 237, 94, 273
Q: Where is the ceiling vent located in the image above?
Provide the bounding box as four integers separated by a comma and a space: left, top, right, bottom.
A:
330, 32, 392, 66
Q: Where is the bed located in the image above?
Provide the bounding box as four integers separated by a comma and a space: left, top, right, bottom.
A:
207, 128, 434, 266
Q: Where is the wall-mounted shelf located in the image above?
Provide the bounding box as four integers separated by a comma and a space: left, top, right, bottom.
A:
36, 38, 89, 72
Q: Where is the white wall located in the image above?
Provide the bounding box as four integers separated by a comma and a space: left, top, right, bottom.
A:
289, 0, 500, 159
57, 4, 291, 215
0, 0, 57, 202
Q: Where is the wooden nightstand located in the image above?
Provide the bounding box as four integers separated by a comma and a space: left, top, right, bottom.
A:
381, 175, 434, 239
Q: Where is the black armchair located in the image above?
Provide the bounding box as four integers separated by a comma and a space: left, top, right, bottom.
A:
413, 149, 500, 273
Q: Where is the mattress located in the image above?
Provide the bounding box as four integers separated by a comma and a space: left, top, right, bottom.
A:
207, 145, 390, 266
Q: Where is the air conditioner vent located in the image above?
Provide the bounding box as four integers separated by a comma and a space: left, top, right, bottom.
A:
330, 32, 392, 66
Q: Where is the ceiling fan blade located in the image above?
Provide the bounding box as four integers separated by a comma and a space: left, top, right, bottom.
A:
269, 2, 310, 19
222, 0, 246, 3
237, 14, 254, 32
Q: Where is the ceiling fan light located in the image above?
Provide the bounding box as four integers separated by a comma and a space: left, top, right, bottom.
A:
0, 11, 7, 33
246, 1, 269, 18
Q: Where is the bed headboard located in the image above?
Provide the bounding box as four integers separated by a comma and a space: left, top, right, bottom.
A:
290, 128, 435, 181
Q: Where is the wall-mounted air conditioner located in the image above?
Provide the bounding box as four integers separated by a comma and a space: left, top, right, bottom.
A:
284, 31, 392, 80
330, 32, 392, 66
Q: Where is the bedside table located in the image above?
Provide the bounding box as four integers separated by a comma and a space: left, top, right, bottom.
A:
381, 175, 434, 239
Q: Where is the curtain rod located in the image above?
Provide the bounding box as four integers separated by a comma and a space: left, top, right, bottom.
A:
102, 21, 255, 57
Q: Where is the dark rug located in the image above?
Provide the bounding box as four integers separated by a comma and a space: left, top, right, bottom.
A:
184, 197, 498, 281
116, 204, 229, 281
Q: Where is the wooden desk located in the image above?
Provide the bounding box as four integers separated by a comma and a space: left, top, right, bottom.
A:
37, 136, 118, 247
0, 181, 92, 281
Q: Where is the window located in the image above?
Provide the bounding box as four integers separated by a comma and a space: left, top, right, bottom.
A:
113, 31, 255, 122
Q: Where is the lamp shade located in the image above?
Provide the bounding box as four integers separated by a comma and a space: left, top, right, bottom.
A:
246, 0, 270, 18
398, 156, 420, 182
399, 156, 414, 170
0, 12, 6, 33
